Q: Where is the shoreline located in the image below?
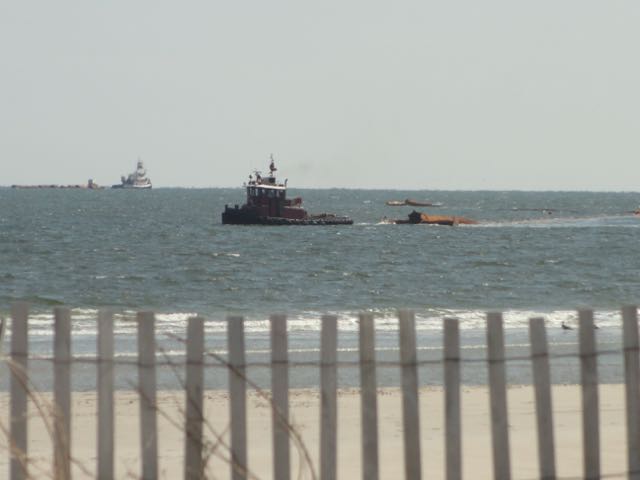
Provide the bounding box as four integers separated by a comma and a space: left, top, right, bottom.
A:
0, 384, 629, 479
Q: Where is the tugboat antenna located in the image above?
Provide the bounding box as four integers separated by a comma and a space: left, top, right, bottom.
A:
269, 154, 277, 176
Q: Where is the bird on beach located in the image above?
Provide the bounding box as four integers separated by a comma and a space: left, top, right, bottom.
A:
561, 321, 573, 330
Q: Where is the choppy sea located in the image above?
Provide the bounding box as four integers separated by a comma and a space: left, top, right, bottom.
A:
1, 187, 639, 390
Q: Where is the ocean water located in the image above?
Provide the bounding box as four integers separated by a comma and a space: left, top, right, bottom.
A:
0, 187, 639, 390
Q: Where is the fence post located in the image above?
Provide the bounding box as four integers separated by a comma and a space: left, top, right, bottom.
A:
578, 309, 599, 480
398, 310, 422, 480
185, 316, 205, 480
529, 317, 556, 480
97, 310, 115, 480
622, 305, 640, 479
444, 318, 461, 480
137, 311, 158, 480
53, 307, 72, 479
487, 312, 511, 480
271, 314, 290, 480
228, 316, 247, 480
10, 302, 29, 480
359, 312, 379, 480
320, 315, 338, 480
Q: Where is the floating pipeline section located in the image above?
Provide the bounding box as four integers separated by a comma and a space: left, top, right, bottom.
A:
11, 180, 104, 189
391, 210, 478, 226
389, 207, 640, 227
385, 199, 444, 207
406, 199, 441, 206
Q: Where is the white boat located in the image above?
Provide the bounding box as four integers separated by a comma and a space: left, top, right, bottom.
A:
112, 160, 152, 189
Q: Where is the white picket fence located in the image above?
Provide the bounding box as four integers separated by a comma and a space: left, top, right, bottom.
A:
4, 302, 640, 479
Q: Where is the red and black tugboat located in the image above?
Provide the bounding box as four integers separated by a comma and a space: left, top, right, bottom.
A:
222, 156, 353, 225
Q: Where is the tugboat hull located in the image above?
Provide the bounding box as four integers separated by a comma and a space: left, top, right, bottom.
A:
222, 206, 352, 225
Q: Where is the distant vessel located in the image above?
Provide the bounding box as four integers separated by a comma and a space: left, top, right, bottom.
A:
222, 156, 353, 225
112, 160, 152, 189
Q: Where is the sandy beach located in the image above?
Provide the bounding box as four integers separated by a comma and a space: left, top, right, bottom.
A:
0, 384, 629, 479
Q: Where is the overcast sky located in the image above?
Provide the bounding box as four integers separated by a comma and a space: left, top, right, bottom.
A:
1, 1, 639, 189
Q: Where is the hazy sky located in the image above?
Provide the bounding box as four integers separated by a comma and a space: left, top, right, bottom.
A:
2, 1, 639, 189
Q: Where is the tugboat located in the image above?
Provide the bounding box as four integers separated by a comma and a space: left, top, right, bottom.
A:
222, 156, 353, 225
112, 159, 152, 189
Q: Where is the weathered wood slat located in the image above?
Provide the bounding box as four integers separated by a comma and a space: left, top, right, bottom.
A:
398, 310, 422, 480
271, 314, 290, 480
97, 310, 115, 480
529, 317, 556, 480
10, 302, 29, 480
0, 316, 6, 352
185, 316, 205, 480
444, 318, 461, 480
320, 315, 338, 480
137, 311, 158, 480
578, 309, 599, 479
622, 305, 640, 479
53, 307, 72, 479
487, 312, 511, 480
228, 316, 248, 480
359, 312, 379, 480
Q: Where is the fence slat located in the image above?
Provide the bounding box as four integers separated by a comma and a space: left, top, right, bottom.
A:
228, 316, 247, 480
444, 318, 461, 480
578, 309, 599, 479
53, 307, 72, 479
623, 306, 640, 479
97, 310, 115, 480
271, 314, 290, 480
398, 310, 422, 480
10, 302, 29, 480
529, 317, 556, 480
137, 311, 158, 480
320, 315, 338, 480
185, 316, 205, 480
487, 312, 511, 480
0, 316, 6, 353
359, 312, 379, 480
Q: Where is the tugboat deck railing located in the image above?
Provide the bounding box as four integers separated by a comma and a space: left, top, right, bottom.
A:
244, 182, 286, 191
